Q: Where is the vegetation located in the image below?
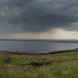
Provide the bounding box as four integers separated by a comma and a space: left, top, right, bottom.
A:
0, 49, 78, 78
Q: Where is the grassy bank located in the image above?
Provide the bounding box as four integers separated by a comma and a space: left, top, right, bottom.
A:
0, 49, 78, 78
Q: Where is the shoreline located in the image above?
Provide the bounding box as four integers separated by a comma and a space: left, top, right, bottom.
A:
0, 48, 77, 55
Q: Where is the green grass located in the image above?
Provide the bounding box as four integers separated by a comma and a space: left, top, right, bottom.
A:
10, 49, 78, 64
0, 63, 78, 78
0, 49, 78, 78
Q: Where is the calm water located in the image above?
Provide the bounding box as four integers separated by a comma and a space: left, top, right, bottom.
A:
0, 41, 78, 53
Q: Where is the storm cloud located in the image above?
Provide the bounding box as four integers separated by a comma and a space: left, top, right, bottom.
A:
0, 0, 78, 32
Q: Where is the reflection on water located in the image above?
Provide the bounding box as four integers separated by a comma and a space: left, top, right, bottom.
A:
0, 41, 78, 53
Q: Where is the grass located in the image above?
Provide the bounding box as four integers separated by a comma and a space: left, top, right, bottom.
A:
0, 63, 78, 78
0, 49, 78, 78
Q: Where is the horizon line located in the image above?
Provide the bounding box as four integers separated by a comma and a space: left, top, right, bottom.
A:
0, 39, 77, 43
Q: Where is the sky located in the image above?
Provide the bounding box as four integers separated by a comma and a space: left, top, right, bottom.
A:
0, 0, 78, 39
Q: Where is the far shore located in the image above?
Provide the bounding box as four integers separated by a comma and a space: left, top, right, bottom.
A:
0, 48, 77, 55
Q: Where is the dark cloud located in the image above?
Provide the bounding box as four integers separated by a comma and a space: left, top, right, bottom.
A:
0, 0, 78, 32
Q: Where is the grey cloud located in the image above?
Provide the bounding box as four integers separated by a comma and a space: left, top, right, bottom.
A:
0, 0, 78, 32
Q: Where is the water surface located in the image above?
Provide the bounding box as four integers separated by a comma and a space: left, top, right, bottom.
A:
0, 41, 78, 53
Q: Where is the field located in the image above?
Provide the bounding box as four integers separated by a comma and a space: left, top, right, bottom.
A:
0, 49, 78, 78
